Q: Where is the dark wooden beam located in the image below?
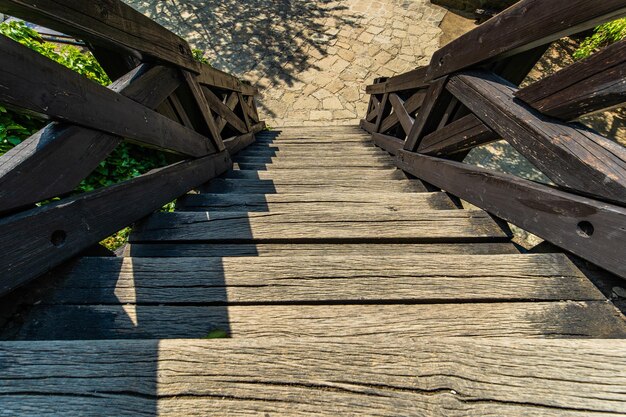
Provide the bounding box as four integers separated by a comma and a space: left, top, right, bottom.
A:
365, 67, 429, 94
181, 71, 225, 152
0, 0, 199, 72
396, 150, 626, 279
388, 94, 414, 136
515, 39, 626, 120
372, 132, 405, 156
0, 65, 181, 214
0, 151, 232, 297
0, 36, 215, 157
447, 70, 626, 204
403, 77, 452, 152
380, 91, 425, 134
418, 114, 498, 156
427, 0, 626, 81
201, 86, 248, 134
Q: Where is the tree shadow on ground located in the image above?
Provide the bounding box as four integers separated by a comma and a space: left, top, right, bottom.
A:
124, 0, 363, 117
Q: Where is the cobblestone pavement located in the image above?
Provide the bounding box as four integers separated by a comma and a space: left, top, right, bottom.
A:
124, 0, 446, 127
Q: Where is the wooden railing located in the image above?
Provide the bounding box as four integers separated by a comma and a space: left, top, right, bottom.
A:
362, 0, 626, 279
0, 0, 263, 296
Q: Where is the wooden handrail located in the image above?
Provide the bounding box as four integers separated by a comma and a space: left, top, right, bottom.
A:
0, 0, 264, 296
361, 0, 626, 278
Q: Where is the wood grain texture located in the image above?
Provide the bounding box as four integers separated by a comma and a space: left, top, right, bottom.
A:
43, 254, 601, 304
397, 151, 626, 278
233, 154, 392, 164
200, 178, 428, 193
515, 39, 626, 120
448, 71, 626, 204
427, 0, 626, 80
418, 114, 498, 156
12, 301, 625, 340
177, 192, 457, 211
124, 242, 521, 258
2, 337, 626, 416
372, 132, 405, 155
0, 0, 199, 71
223, 168, 409, 180
0, 64, 181, 213
0, 36, 214, 157
0, 152, 231, 296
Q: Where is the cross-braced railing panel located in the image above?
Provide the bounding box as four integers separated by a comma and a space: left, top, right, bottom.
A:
0, 0, 264, 296
362, 0, 626, 278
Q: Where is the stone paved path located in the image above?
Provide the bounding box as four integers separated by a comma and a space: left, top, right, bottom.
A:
124, 0, 446, 127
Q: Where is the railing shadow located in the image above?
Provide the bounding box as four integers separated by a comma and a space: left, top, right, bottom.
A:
123, 0, 361, 117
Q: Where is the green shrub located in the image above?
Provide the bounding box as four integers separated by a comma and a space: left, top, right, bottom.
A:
0, 21, 171, 249
574, 18, 626, 60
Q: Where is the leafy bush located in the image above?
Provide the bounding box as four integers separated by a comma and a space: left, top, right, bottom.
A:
0, 20, 171, 249
574, 18, 626, 60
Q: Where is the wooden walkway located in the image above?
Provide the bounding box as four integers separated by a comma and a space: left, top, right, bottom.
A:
2, 126, 626, 415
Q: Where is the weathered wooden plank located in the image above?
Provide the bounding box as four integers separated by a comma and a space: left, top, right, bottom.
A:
365, 67, 429, 94
3, 337, 626, 415
0, 152, 232, 296
124, 242, 520, 258
13, 301, 625, 340
374, 93, 391, 133
372, 132, 405, 155
196, 63, 256, 94
43, 254, 598, 304
0, 36, 214, 157
515, 39, 626, 120
223, 168, 408, 180
233, 154, 391, 164
181, 72, 225, 151
177, 192, 457, 212
427, 0, 626, 80
396, 151, 626, 279
0, 65, 181, 213
404, 77, 452, 151
388, 94, 414, 135
417, 114, 498, 156
130, 210, 508, 243
0, 0, 199, 72
379, 90, 425, 133
447, 70, 626, 204
234, 161, 396, 170
200, 86, 247, 134
200, 178, 428, 193
216, 92, 241, 131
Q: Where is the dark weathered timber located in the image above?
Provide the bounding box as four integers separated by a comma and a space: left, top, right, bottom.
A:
388, 94, 415, 135
0, 65, 181, 214
515, 39, 626, 120
0, 152, 231, 296
365, 67, 429, 94
181, 71, 225, 152
397, 150, 626, 279
447, 71, 626, 204
374, 93, 391, 133
201, 86, 248, 134
0, 0, 199, 71
417, 114, 498, 156
372, 133, 405, 155
196, 63, 256, 95
222, 122, 265, 155
359, 120, 377, 134
0, 36, 215, 157
379, 91, 425, 134
403, 77, 452, 151
427, 0, 626, 81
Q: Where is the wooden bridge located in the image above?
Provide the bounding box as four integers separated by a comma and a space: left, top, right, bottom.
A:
1, 0, 626, 415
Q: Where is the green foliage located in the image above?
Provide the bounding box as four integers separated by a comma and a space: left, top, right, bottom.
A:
0, 20, 172, 250
574, 18, 626, 60
203, 329, 229, 339
192, 48, 210, 64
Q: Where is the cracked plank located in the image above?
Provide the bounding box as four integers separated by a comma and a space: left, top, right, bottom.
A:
1, 337, 626, 415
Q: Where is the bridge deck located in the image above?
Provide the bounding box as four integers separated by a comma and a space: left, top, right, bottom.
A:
2, 126, 626, 415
